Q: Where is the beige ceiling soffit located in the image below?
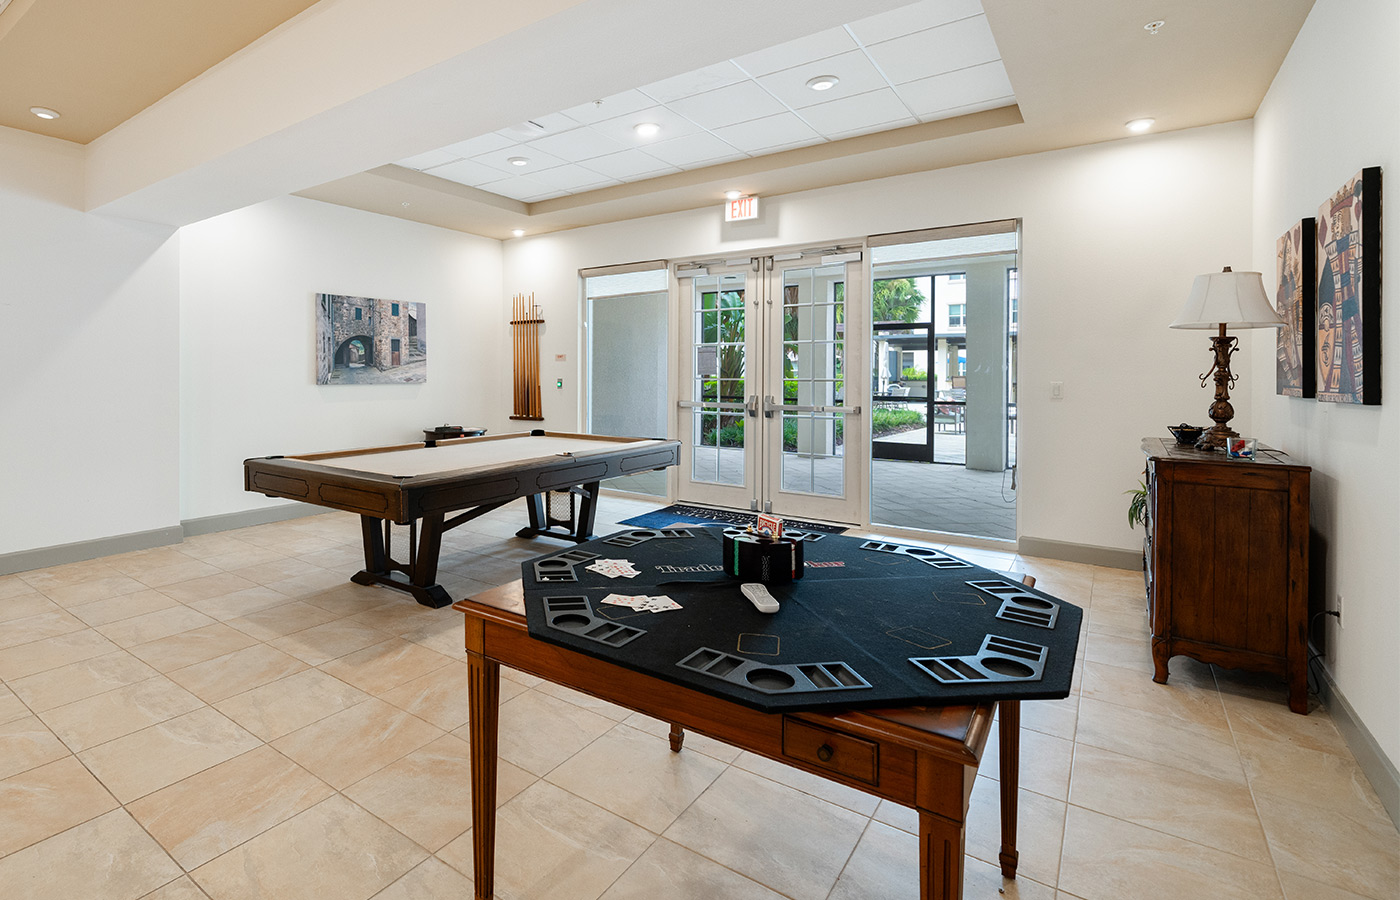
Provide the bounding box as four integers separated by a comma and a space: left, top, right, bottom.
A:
367, 165, 527, 214
869, 219, 1019, 246
531, 105, 1024, 215
0, 0, 37, 42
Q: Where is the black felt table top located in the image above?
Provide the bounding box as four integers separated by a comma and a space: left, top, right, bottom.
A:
521, 526, 1082, 713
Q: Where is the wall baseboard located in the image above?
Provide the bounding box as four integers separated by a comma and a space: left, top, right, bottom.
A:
1311, 655, 1400, 830
0, 525, 186, 576
181, 503, 321, 536
0, 504, 324, 576
1017, 536, 1141, 570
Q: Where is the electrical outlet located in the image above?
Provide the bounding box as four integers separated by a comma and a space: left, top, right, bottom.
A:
1334, 594, 1343, 627
1050, 381, 1064, 400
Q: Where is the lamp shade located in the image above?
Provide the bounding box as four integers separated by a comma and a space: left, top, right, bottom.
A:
1170, 269, 1284, 329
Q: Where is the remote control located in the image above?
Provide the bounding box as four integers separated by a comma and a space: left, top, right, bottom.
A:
741, 582, 780, 614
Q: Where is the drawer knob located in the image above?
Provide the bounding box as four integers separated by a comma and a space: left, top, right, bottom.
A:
817, 743, 834, 762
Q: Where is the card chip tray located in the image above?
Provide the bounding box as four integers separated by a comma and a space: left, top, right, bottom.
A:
532, 548, 600, 583
603, 528, 696, 548
859, 540, 972, 569
677, 648, 870, 695
965, 579, 1061, 629
542, 595, 644, 647
909, 634, 1048, 684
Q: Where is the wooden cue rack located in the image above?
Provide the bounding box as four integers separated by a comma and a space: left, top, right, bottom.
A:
510, 293, 544, 421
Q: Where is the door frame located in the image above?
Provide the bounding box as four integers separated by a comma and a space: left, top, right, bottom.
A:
673, 244, 867, 525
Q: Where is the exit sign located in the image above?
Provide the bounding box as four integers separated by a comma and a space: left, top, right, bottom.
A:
724, 196, 759, 222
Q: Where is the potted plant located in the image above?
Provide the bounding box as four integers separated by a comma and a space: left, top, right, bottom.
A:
1125, 480, 1148, 529
901, 366, 929, 397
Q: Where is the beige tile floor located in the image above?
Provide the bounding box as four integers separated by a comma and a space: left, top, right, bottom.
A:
0, 497, 1396, 900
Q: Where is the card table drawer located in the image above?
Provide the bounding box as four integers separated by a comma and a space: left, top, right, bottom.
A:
782, 718, 878, 785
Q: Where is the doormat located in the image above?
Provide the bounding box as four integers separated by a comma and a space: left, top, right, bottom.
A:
619, 504, 848, 534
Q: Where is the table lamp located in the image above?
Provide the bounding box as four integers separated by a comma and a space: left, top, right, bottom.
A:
1170, 267, 1284, 450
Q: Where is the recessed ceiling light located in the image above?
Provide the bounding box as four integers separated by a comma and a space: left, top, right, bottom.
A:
805, 75, 840, 92
1144, 20, 1165, 35
508, 156, 529, 167
512, 229, 525, 237
30, 107, 60, 120
1126, 118, 1156, 133
633, 122, 660, 138
725, 190, 743, 201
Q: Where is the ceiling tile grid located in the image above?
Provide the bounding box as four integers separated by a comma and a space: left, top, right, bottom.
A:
395, 1, 1015, 202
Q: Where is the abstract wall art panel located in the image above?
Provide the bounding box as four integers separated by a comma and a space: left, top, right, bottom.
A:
1276, 219, 1317, 397
1315, 167, 1382, 405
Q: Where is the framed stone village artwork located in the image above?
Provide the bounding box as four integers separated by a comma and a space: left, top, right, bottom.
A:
1315, 167, 1382, 405
315, 293, 427, 385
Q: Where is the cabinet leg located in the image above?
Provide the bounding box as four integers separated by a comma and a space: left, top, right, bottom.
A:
1151, 638, 1170, 685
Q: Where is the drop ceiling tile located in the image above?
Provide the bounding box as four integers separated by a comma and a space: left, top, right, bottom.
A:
755, 50, 889, 111
848, 0, 986, 46
436, 132, 515, 160
895, 60, 1013, 118
916, 97, 1013, 124
471, 144, 568, 176
796, 87, 915, 137
713, 112, 822, 153
497, 112, 579, 141
641, 132, 745, 167
866, 16, 1001, 85
529, 163, 622, 192
733, 27, 856, 78
581, 149, 680, 181
588, 105, 701, 146
825, 116, 919, 141
667, 81, 788, 130
526, 127, 626, 163
423, 158, 509, 187
639, 61, 748, 104
474, 176, 555, 201
561, 90, 657, 125
395, 148, 466, 171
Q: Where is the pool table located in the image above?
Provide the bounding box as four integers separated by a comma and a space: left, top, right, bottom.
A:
243, 430, 679, 607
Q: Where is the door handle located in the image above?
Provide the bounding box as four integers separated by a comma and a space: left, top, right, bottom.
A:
764, 395, 777, 418
746, 395, 759, 418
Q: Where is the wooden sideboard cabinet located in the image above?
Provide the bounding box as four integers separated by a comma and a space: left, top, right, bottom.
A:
1141, 438, 1311, 713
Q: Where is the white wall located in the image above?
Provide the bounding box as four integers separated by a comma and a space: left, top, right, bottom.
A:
0, 128, 180, 556
179, 195, 504, 520
502, 122, 1256, 552
1251, 0, 1398, 767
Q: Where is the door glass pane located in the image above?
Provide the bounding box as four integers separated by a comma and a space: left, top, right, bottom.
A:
585, 268, 668, 495
869, 228, 1020, 540
778, 265, 844, 499
690, 273, 745, 486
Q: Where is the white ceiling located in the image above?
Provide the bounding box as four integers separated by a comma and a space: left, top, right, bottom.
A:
396, 0, 1013, 203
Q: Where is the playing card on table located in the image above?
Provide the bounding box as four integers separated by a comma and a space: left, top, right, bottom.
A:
586, 558, 640, 578
601, 593, 649, 609
640, 595, 681, 613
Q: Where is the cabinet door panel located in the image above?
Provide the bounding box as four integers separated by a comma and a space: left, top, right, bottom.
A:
1210, 486, 1255, 648
1169, 482, 1215, 642
1246, 489, 1289, 656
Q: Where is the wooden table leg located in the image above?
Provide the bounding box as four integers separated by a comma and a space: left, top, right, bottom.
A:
668, 723, 685, 752
997, 699, 1020, 879
917, 759, 974, 900
467, 650, 500, 900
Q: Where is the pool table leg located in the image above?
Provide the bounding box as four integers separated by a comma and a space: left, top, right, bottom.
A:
467, 648, 500, 900
350, 514, 453, 609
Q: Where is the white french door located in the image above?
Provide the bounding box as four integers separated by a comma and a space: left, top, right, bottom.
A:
675, 250, 865, 524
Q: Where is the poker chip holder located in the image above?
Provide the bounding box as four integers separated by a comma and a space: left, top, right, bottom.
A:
910, 634, 1049, 684
859, 540, 973, 569
721, 528, 805, 583
542, 596, 645, 647
967, 579, 1062, 629
532, 548, 599, 583
603, 528, 696, 548
677, 647, 871, 695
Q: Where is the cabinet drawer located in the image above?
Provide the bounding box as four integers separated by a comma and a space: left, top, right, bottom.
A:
782, 719, 878, 785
